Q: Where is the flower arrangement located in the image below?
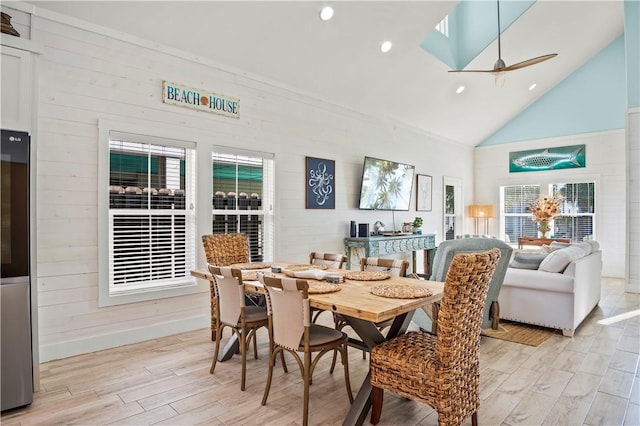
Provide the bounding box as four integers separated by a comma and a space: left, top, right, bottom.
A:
528, 193, 563, 237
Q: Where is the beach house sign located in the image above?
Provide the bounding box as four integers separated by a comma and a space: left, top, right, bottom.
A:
163, 81, 239, 119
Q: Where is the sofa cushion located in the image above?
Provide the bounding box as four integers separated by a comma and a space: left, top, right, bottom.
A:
503, 267, 575, 293
538, 245, 587, 273
587, 240, 600, 252
509, 251, 548, 270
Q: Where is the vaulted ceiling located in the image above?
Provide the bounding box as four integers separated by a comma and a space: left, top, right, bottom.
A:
29, 1, 625, 146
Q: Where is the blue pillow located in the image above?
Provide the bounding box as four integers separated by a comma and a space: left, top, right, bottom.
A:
509, 251, 548, 270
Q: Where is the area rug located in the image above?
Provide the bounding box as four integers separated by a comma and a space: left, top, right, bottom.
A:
481, 320, 558, 347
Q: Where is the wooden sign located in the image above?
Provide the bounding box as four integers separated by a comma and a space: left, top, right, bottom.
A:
163, 81, 239, 119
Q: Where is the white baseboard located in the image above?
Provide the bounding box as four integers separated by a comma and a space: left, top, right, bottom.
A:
39, 315, 209, 363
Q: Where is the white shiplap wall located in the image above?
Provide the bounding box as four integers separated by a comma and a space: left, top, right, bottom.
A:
31, 13, 474, 362
473, 130, 626, 278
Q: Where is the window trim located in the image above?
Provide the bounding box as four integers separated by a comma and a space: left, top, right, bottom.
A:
98, 120, 202, 307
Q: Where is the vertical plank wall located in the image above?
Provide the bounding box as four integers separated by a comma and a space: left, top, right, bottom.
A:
31, 13, 474, 362
473, 130, 626, 278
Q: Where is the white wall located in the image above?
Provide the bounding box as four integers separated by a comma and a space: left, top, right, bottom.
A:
31, 12, 473, 361
474, 130, 626, 278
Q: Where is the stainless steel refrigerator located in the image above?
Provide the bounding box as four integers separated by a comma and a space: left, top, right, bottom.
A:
1, 129, 33, 411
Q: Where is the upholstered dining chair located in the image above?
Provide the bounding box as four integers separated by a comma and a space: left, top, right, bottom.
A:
309, 251, 347, 269
208, 265, 268, 391
369, 248, 501, 426
309, 251, 346, 323
201, 233, 250, 340
259, 275, 353, 426
412, 237, 513, 334
360, 257, 409, 277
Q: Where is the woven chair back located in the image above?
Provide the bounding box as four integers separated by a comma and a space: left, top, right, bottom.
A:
435, 248, 501, 366
360, 257, 409, 277
202, 234, 249, 266
309, 252, 346, 269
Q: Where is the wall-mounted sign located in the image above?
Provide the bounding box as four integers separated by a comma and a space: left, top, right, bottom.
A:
162, 81, 239, 119
509, 144, 585, 173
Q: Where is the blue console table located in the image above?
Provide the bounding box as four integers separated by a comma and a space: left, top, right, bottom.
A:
344, 233, 436, 273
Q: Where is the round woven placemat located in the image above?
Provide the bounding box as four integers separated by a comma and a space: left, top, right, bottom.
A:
230, 262, 272, 270
344, 271, 391, 281
241, 271, 259, 281
369, 284, 432, 299
307, 281, 341, 294
284, 264, 328, 271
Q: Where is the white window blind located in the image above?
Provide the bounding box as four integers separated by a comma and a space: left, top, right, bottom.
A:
501, 185, 540, 243
108, 134, 196, 295
552, 182, 596, 241
211, 148, 274, 262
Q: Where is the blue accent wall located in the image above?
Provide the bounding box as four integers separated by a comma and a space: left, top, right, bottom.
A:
625, 0, 639, 108
479, 36, 627, 146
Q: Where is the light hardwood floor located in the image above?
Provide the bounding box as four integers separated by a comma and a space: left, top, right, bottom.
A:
2, 277, 638, 426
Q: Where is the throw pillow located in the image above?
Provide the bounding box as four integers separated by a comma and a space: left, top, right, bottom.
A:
587, 240, 600, 252
574, 241, 593, 256
538, 245, 586, 273
550, 241, 572, 249
509, 251, 548, 270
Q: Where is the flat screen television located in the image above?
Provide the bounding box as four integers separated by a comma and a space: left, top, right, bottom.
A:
358, 156, 415, 210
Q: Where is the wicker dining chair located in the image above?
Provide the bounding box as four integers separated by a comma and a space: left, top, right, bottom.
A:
309, 252, 346, 323
369, 248, 501, 426
202, 234, 250, 340
259, 275, 353, 426
208, 265, 268, 391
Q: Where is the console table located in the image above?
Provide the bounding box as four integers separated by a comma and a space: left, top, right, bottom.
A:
518, 237, 571, 249
344, 233, 436, 274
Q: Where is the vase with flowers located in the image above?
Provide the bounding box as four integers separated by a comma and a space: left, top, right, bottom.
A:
528, 193, 562, 238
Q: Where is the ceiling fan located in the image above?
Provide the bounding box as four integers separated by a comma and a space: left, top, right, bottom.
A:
449, 0, 557, 87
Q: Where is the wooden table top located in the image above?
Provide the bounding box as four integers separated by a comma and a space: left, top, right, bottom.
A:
191, 262, 444, 323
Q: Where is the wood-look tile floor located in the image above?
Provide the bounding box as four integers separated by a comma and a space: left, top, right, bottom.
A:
2, 277, 638, 425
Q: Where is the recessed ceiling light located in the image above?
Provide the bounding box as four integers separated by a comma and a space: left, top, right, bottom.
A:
319, 6, 334, 21
456, 85, 465, 94
380, 41, 393, 53
529, 83, 537, 91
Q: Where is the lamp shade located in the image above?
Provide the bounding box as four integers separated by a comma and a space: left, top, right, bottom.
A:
468, 204, 494, 217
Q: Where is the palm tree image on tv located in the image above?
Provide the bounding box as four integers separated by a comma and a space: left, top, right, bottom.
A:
359, 157, 414, 210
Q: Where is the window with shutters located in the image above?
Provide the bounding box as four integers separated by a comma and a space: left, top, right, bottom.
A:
501, 182, 596, 243
551, 182, 595, 241
211, 148, 274, 261
99, 124, 197, 306
501, 185, 540, 244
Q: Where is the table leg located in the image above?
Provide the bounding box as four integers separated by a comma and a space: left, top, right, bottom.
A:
341, 312, 413, 426
218, 334, 240, 362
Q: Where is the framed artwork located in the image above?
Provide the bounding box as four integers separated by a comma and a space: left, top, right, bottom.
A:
509, 144, 585, 173
305, 156, 335, 209
416, 174, 432, 211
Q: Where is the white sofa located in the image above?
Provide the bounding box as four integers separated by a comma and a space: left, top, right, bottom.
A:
499, 241, 602, 337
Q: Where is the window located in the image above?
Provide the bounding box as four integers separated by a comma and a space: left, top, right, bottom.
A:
443, 176, 462, 240
552, 182, 595, 241
501, 182, 596, 243
501, 185, 540, 244
211, 148, 274, 261
99, 122, 197, 306
435, 15, 449, 37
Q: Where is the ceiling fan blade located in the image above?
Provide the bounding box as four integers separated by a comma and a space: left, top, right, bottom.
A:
502, 53, 558, 71
448, 69, 497, 73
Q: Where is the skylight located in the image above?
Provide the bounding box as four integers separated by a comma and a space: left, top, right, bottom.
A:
435, 16, 449, 38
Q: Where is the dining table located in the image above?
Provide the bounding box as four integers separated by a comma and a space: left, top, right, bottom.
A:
191, 262, 444, 426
